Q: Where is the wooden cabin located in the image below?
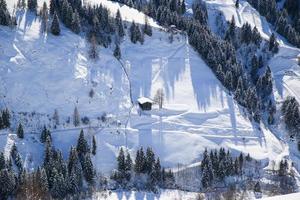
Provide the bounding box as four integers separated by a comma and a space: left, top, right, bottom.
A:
137, 97, 153, 111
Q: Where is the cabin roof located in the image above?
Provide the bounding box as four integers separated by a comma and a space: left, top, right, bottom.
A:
137, 97, 153, 104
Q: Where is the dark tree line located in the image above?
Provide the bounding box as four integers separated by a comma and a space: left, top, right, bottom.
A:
200, 148, 252, 189
0, 0, 13, 26
112, 147, 175, 191
42, 129, 95, 199
247, 0, 300, 48
27, 0, 37, 12
0, 128, 96, 199
0, 108, 10, 130
282, 96, 300, 140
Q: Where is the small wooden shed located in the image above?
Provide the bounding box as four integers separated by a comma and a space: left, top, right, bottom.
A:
137, 97, 153, 111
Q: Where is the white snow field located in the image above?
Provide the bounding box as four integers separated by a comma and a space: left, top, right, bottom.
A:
89, 189, 200, 200
0, 0, 299, 199
261, 192, 300, 200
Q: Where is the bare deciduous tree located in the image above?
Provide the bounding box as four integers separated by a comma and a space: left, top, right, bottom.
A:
154, 88, 164, 109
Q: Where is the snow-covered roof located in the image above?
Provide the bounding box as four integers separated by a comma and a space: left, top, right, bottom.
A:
137, 97, 153, 104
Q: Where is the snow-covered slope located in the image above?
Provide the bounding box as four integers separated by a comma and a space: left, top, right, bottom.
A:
261, 192, 300, 200
0, 0, 294, 184
202, 0, 300, 103
201, 0, 300, 169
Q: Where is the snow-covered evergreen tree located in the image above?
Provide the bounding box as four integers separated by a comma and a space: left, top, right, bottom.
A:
76, 129, 90, 155
51, 12, 61, 36
73, 106, 80, 127
17, 123, 24, 139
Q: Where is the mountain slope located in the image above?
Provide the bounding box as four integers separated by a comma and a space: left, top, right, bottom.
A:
2, 1, 300, 199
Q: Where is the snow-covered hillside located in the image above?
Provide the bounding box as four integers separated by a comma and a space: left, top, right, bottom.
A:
202, 0, 300, 103
0, 0, 290, 176
1, 0, 300, 199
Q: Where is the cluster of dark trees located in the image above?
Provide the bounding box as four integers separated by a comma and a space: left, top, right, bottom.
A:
282, 96, 300, 140
0, 151, 18, 199
225, 18, 262, 47
49, 0, 81, 34
48, 0, 131, 59
0, 108, 10, 130
0, 129, 97, 199
0, 0, 13, 26
247, 0, 300, 48
27, 0, 37, 12
200, 148, 252, 189
112, 147, 175, 191
273, 159, 297, 194
222, 16, 278, 123
16, 123, 24, 139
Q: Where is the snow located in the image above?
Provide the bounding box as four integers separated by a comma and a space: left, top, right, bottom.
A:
86, 0, 160, 28
262, 192, 300, 200
0, 0, 292, 176
90, 189, 199, 200
0, 1, 299, 198
137, 97, 153, 104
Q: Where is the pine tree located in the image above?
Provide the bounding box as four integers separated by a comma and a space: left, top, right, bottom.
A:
51, 12, 61, 36
73, 106, 80, 127
145, 147, 155, 174
67, 147, 83, 190
40, 125, 51, 143
125, 152, 132, 171
116, 9, 125, 38
51, 168, 66, 199
38, 167, 49, 195
234, 77, 245, 104
251, 55, 259, 81
143, 16, 152, 36
11, 143, 23, 171
17, 123, 24, 139
113, 43, 121, 60
0, 152, 5, 170
2, 108, 10, 128
0, 169, 16, 199
180, 0, 186, 14
49, 0, 56, 15
254, 181, 261, 193
225, 16, 236, 42
151, 158, 162, 186
82, 153, 95, 184
269, 33, 279, 53
41, 2, 48, 33
71, 9, 81, 34
76, 129, 89, 155
89, 33, 98, 59
130, 21, 143, 44
53, 109, 59, 126
201, 164, 213, 189
134, 148, 145, 174
235, 0, 239, 8
27, 0, 37, 12
117, 148, 126, 172
92, 135, 97, 155
0, 115, 3, 129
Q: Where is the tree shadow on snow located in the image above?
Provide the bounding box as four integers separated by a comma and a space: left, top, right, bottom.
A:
190, 59, 223, 111
16, 9, 37, 36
